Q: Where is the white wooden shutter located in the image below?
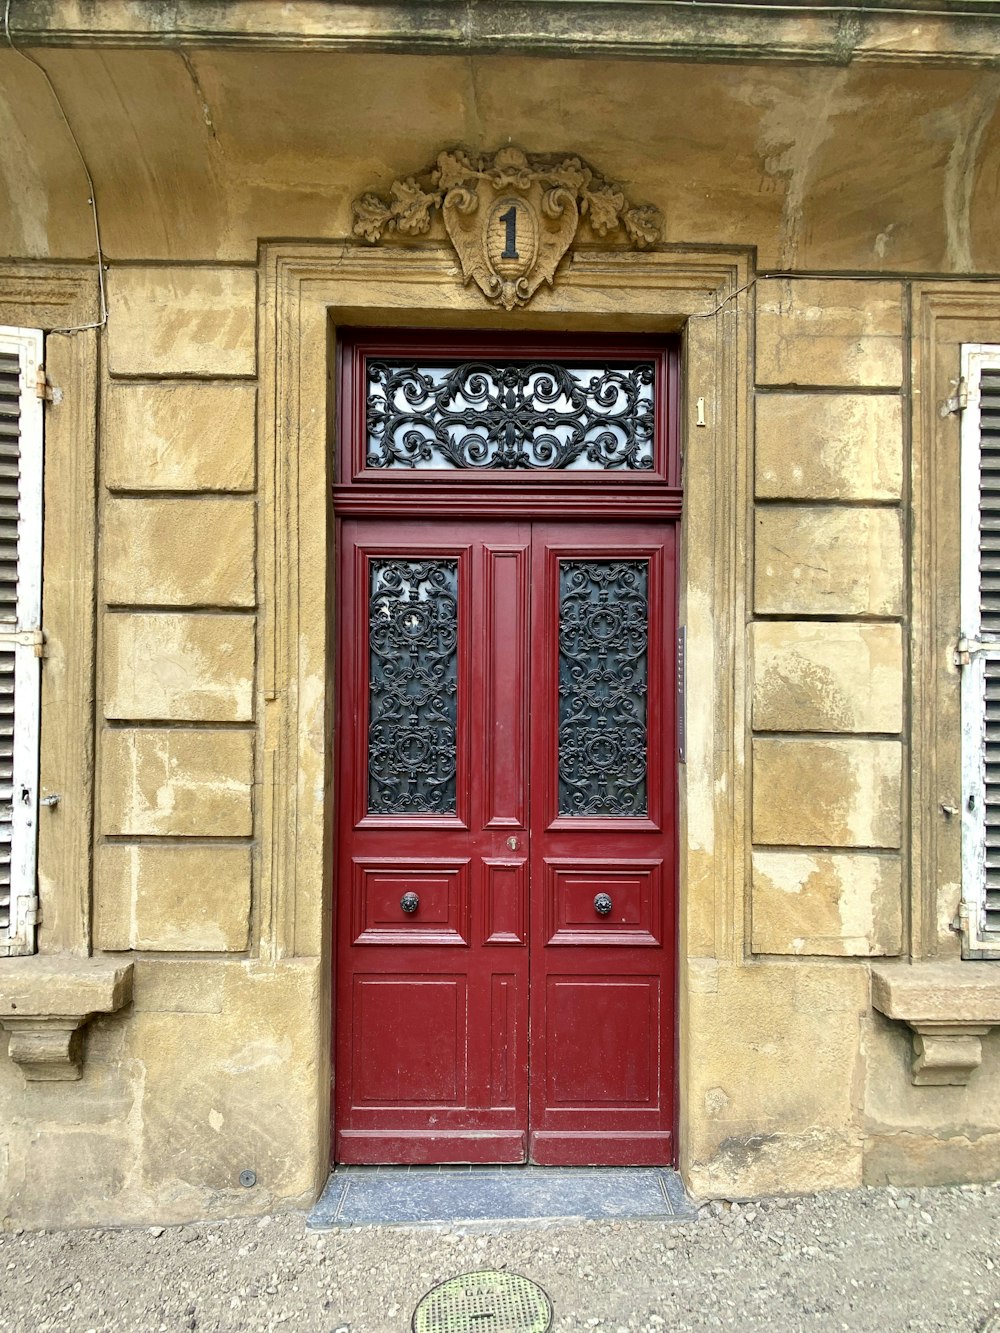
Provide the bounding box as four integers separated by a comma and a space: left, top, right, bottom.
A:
960, 346, 1000, 957
0, 328, 43, 958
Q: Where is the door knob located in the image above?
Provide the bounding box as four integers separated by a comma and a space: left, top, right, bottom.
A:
400, 892, 420, 914
594, 893, 613, 916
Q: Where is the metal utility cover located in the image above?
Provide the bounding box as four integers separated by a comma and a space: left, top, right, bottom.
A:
412, 1270, 553, 1333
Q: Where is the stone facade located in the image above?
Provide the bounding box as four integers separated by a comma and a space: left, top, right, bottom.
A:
0, 1, 999, 1227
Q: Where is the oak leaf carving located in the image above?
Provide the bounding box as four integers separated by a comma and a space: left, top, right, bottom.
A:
389, 178, 441, 235
435, 151, 477, 191
546, 158, 589, 192
622, 205, 661, 248
582, 183, 626, 237
352, 192, 394, 242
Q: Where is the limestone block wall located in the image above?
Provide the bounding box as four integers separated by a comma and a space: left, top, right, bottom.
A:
683, 277, 910, 1198
95, 266, 259, 953
751, 279, 906, 959
2, 263, 327, 1226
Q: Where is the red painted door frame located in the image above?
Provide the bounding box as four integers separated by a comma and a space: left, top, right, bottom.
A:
332, 330, 682, 1166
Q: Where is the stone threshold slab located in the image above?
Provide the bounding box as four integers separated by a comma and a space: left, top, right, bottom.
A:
309, 1166, 698, 1230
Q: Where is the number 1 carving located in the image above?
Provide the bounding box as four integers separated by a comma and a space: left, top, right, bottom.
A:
499, 205, 519, 260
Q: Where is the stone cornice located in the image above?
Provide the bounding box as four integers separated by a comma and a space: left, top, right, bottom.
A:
6, 1, 1000, 68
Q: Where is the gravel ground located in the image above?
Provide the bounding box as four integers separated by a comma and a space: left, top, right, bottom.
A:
1, 1182, 999, 1333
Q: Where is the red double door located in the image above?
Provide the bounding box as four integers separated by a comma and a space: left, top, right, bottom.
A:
335, 517, 677, 1165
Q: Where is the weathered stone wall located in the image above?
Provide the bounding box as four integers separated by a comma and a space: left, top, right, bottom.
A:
751, 278, 906, 960
3, 49, 1000, 276
96, 266, 259, 954
685, 278, 907, 1197
2, 40, 1000, 1225
0, 265, 326, 1227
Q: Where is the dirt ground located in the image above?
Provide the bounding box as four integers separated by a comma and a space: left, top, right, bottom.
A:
1, 1181, 998, 1333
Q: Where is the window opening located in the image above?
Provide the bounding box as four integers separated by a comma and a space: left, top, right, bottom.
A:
960, 346, 1000, 956
0, 326, 44, 958
558, 559, 649, 816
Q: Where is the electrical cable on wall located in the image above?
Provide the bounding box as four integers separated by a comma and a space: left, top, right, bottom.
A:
3, 0, 108, 335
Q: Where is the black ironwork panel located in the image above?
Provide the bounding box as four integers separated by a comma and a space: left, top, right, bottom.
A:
368, 559, 458, 814
558, 560, 648, 816
366, 360, 655, 471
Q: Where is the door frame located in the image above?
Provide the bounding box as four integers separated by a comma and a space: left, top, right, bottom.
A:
258, 241, 752, 1195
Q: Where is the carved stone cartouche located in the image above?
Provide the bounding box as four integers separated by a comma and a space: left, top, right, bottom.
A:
352, 146, 662, 310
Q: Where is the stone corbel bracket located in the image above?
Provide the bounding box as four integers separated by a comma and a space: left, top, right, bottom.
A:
0, 957, 134, 1081
871, 963, 1000, 1087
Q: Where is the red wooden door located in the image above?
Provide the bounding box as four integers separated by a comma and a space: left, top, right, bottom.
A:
528, 521, 676, 1165
334, 517, 677, 1166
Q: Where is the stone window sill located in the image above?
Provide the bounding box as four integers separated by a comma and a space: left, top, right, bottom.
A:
0, 956, 133, 1081
871, 961, 1000, 1086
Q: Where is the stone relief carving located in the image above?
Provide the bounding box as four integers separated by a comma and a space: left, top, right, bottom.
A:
352, 146, 662, 310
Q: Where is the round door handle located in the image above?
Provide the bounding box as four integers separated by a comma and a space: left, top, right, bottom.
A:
400, 892, 420, 914
594, 893, 613, 916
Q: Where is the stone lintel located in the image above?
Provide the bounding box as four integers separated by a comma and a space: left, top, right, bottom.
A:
0, 957, 134, 1081
871, 962, 1000, 1087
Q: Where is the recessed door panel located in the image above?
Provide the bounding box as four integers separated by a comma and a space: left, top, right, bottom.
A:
544, 860, 663, 947
482, 547, 529, 829
543, 976, 659, 1107
352, 860, 471, 946
353, 975, 464, 1105
482, 860, 528, 945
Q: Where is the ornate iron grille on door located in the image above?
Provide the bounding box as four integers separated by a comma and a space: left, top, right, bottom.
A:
368, 558, 459, 814
365, 360, 655, 471
558, 560, 649, 816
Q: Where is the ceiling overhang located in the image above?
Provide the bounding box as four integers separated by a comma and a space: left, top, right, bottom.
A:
6, 0, 1000, 69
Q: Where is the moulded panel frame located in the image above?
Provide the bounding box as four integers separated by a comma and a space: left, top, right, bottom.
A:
351, 971, 469, 1108
482, 857, 528, 945
543, 857, 664, 947
479, 541, 531, 832
540, 972, 663, 1110
351, 537, 473, 832
538, 536, 673, 835
352, 856, 472, 946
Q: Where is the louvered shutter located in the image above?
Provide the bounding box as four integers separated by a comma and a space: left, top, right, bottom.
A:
960, 349, 1000, 956
0, 328, 43, 958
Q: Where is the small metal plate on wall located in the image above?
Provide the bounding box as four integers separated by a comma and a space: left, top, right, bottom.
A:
412, 1270, 552, 1333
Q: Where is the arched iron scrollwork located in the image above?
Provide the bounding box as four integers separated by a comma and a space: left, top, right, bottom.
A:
368, 559, 458, 814
366, 360, 655, 471
558, 560, 648, 816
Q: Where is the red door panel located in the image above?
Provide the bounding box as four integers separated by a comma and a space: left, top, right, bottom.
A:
528, 522, 677, 1165
544, 861, 664, 947
335, 520, 531, 1164
542, 976, 659, 1105
352, 975, 465, 1104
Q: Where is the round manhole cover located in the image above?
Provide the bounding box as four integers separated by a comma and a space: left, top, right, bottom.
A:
412, 1269, 552, 1333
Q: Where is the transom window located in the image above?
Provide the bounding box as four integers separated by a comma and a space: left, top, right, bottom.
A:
366, 359, 655, 471
336, 330, 678, 491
